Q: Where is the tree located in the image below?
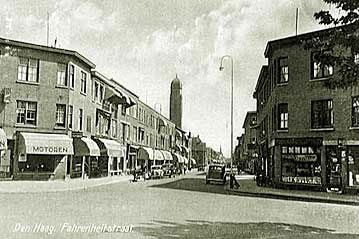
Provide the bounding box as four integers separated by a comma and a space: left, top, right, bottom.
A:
304, 0, 359, 89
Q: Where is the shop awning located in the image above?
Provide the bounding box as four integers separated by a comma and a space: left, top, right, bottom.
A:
172, 153, 184, 163
73, 137, 100, 157
154, 150, 164, 161
18, 132, 73, 155
160, 150, 173, 161
138, 147, 154, 160
191, 158, 196, 165
104, 87, 123, 105
183, 156, 188, 164
96, 138, 125, 157
0, 128, 7, 150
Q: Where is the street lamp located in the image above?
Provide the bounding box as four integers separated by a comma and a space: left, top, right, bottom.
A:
219, 55, 234, 176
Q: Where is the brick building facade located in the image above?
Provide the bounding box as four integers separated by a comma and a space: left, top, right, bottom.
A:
254, 27, 359, 192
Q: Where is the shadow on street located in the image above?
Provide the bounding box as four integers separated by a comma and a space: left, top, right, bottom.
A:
137, 220, 359, 239
150, 177, 230, 195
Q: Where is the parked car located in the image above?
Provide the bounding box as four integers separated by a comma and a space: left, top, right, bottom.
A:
162, 163, 175, 178
206, 164, 226, 185
150, 165, 163, 179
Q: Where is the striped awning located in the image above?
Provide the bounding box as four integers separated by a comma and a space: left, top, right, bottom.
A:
96, 138, 125, 157
73, 137, 100, 157
160, 150, 173, 161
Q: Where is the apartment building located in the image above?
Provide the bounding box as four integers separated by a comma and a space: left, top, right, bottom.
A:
239, 111, 257, 173
254, 26, 359, 192
0, 37, 190, 180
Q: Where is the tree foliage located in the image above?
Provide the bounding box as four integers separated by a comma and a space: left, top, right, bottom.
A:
306, 0, 359, 89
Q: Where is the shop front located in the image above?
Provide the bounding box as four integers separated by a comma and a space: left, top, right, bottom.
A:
172, 153, 185, 174
15, 132, 73, 180
137, 147, 154, 170
160, 150, 173, 164
93, 138, 126, 177
274, 138, 324, 189
72, 137, 101, 179
0, 128, 10, 178
326, 141, 359, 193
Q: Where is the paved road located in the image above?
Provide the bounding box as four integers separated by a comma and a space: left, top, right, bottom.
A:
0, 173, 358, 239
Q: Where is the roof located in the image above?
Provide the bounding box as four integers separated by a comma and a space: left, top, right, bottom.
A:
253, 65, 268, 98
91, 70, 138, 98
264, 24, 357, 58
0, 37, 95, 68
242, 111, 257, 129
171, 74, 182, 89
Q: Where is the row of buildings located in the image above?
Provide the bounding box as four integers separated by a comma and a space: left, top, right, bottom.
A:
0, 37, 220, 180
237, 25, 359, 193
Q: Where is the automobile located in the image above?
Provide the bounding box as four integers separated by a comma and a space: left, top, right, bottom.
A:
225, 167, 238, 174
162, 163, 175, 178
206, 164, 226, 185
150, 165, 164, 179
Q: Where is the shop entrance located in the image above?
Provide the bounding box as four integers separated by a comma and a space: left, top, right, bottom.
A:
326, 146, 343, 191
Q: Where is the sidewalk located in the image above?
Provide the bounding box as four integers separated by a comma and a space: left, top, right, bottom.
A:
227, 175, 359, 206
0, 175, 133, 193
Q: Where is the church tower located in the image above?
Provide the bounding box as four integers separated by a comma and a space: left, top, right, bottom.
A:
170, 74, 182, 128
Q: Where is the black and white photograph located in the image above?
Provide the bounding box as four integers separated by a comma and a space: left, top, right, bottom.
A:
0, 0, 359, 238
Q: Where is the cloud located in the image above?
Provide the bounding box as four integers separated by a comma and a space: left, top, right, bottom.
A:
0, 0, 330, 156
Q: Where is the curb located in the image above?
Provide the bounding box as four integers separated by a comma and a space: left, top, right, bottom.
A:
0, 176, 133, 194
225, 189, 359, 206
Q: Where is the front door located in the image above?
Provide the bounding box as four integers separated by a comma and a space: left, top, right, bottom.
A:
326, 146, 342, 190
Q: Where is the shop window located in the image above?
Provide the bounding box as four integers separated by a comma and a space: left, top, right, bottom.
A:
352, 96, 359, 127
17, 57, 39, 83
57, 63, 67, 86
311, 52, 333, 79
69, 65, 75, 88
281, 145, 321, 185
278, 103, 288, 130
278, 57, 288, 84
56, 104, 66, 127
16, 100, 37, 126
311, 99, 333, 129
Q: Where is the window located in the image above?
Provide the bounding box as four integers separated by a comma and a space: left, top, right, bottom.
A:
278, 103, 288, 130
94, 81, 99, 101
133, 126, 137, 142
68, 105, 73, 129
80, 72, 87, 94
69, 65, 75, 88
352, 96, 359, 127
311, 99, 333, 129
79, 109, 83, 131
278, 57, 288, 84
16, 101, 37, 125
57, 63, 67, 86
17, 58, 39, 82
87, 116, 92, 133
56, 104, 66, 127
112, 119, 117, 138
312, 52, 333, 79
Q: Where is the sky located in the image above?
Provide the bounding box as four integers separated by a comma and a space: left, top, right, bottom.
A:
0, 0, 336, 157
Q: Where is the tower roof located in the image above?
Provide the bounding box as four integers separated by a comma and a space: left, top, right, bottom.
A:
171, 74, 182, 89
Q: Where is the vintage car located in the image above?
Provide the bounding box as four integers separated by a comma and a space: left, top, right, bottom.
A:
206, 164, 226, 184
162, 163, 175, 178
150, 165, 164, 179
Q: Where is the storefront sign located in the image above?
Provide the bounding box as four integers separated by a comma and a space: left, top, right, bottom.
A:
282, 176, 321, 185
30, 146, 69, 154
294, 154, 317, 162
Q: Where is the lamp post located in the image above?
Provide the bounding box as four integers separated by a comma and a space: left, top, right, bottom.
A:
219, 55, 234, 175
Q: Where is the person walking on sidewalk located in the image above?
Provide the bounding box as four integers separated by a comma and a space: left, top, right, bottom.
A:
230, 173, 240, 189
